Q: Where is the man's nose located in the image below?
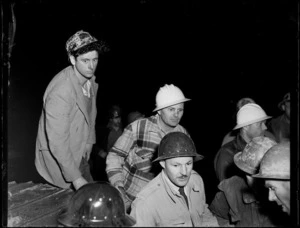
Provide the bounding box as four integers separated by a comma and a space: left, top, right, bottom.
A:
181, 165, 187, 175
268, 189, 277, 202
88, 62, 94, 70
174, 110, 180, 117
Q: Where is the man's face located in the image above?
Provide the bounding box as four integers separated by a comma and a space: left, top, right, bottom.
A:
70, 50, 99, 79
245, 120, 267, 139
158, 103, 184, 128
160, 156, 193, 187
265, 180, 290, 215
112, 116, 122, 127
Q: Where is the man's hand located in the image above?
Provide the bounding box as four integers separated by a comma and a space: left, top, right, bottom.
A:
84, 144, 93, 161
116, 186, 131, 213
73, 177, 88, 190
98, 149, 108, 159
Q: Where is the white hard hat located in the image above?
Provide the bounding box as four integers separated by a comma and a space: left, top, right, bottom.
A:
153, 84, 191, 112
233, 103, 271, 130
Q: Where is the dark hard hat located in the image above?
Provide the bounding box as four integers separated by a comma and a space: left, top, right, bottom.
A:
153, 132, 204, 162
252, 141, 290, 180
57, 182, 136, 227
109, 105, 122, 119
127, 111, 144, 124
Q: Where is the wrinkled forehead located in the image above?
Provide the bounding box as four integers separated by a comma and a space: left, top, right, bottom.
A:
166, 156, 193, 164
265, 179, 289, 189
162, 103, 185, 110
77, 50, 99, 59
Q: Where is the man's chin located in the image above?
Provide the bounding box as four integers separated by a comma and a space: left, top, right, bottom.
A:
282, 205, 290, 214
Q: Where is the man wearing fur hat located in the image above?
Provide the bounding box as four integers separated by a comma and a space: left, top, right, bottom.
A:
35, 30, 109, 190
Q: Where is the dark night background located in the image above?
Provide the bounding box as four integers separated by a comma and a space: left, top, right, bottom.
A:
2, 0, 299, 224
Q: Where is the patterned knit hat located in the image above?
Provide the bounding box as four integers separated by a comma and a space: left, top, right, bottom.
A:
66, 30, 98, 55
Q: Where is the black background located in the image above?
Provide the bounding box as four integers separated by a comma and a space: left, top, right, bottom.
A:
2, 0, 299, 223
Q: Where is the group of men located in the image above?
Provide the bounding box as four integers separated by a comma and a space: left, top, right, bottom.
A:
34, 30, 293, 227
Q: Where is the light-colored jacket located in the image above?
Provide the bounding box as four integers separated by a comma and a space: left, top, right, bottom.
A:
130, 170, 219, 227
35, 66, 97, 189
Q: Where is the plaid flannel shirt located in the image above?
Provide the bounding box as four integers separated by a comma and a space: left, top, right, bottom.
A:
106, 114, 188, 204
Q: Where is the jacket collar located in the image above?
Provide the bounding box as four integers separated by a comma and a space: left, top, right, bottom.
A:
160, 170, 200, 203
67, 66, 96, 125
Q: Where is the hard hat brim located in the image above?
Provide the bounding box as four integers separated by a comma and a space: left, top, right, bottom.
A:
252, 173, 290, 180
153, 98, 191, 112
233, 116, 272, 130
152, 154, 204, 163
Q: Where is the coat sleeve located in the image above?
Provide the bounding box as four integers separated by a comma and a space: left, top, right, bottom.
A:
195, 173, 219, 227
44, 83, 81, 182
105, 124, 135, 187
209, 190, 231, 221
214, 147, 232, 182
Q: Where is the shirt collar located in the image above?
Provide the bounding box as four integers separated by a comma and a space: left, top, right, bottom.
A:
161, 169, 187, 196
82, 80, 91, 97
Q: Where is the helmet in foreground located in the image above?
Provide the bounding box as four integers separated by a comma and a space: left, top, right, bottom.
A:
57, 182, 136, 227
234, 136, 277, 175
153, 132, 203, 162
252, 142, 290, 180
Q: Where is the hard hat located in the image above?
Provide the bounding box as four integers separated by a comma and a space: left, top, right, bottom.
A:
153, 84, 191, 112
109, 105, 122, 119
153, 132, 203, 162
127, 111, 144, 124
57, 182, 136, 227
252, 141, 290, 180
233, 103, 271, 130
236, 97, 256, 111
234, 136, 277, 175
66, 30, 109, 56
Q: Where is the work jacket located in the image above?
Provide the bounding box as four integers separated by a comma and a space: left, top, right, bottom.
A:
35, 66, 97, 189
130, 170, 219, 227
209, 176, 287, 227
214, 134, 247, 182
267, 114, 290, 143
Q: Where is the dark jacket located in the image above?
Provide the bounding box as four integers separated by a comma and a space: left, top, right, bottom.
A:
209, 176, 286, 227
267, 114, 290, 143
214, 134, 247, 182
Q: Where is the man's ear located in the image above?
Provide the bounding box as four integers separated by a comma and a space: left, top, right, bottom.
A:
69, 55, 76, 66
157, 110, 161, 115
159, 160, 165, 169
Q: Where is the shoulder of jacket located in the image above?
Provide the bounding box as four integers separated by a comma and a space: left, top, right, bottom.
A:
218, 175, 244, 191
136, 177, 162, 200
49, 67, 73, 86
190, 170, 204, 184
